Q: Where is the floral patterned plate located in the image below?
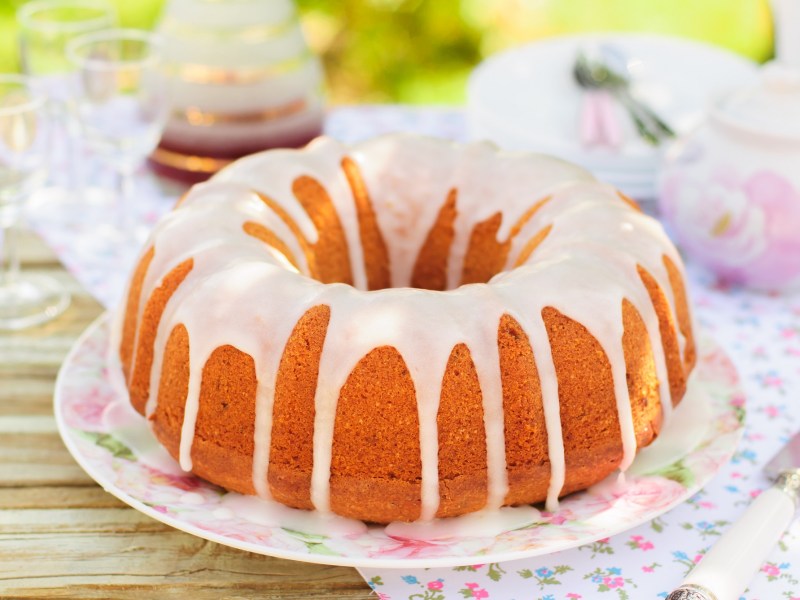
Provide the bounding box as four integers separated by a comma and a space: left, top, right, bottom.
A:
55, 314, 745, 568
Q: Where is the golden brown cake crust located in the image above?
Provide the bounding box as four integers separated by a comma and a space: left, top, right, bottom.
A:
436, 343, 489, 518
242, 221, 301, 271
129, 258, 193, 415
268, 304, 331, 510
638, 265, 688, 406
120, 247, 154, 382
192, 345, 258, 495
499, 314, 550, 507
341, 157, 391, 290
411, 188, 458, 290
330, 346, 422, 521
292, 175, 354, 285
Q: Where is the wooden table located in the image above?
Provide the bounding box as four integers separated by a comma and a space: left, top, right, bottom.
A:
0, 229, 373, 599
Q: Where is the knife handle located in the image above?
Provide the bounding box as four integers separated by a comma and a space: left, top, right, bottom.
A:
667, 478, 799, 600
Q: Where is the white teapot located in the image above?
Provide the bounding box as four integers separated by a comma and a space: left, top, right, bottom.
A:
658, 63, 800, 290
658, 1, 800, 291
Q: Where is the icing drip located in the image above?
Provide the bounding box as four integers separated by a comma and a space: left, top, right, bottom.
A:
119, 135, 693, 521
523, 315, 564, 512
465, 287, 508, 511
251, 381, 273, 498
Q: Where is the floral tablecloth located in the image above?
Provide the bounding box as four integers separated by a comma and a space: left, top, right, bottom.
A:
30, 105, 800, 599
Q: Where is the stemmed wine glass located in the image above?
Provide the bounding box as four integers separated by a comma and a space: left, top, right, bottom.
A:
0, 75, 70, 330
17, 0, 116, 192
67, 29, 169, 245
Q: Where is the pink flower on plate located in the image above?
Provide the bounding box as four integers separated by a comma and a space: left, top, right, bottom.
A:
539, 510, 574, 526
603, 576, 625, 588
464, 582, 489, 598
762, 564, 781, 577
381, 534, 448, 559
596, 475, 687, 515
629, 534, 654, 550
64, 387, 110, 429
144, 465, 204, 492
428, 580, 443, 590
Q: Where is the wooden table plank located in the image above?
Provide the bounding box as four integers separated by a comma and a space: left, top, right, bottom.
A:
0, 532, 372, 599
0, 432, 95, 487
0, 228, 373, 599
0, 377, 59, 416
0, 486, 126, 509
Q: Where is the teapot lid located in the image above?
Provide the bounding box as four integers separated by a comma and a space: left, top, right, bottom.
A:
715, 62, 800, 139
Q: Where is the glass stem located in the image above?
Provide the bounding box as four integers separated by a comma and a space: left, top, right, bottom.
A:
0, 223, 20, 289
116, 166, 135, 236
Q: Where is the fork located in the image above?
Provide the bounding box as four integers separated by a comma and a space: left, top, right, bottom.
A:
573, 48, 675, 146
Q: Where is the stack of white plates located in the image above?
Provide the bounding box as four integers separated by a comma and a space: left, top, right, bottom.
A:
467, 33, 759, 200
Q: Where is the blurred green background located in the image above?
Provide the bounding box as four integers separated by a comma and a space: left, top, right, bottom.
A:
0, 0, 774, 104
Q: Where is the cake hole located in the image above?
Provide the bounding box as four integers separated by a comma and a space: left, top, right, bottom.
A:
248, 173, 554, 292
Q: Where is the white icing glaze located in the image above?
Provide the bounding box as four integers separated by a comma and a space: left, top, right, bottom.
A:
385, 505, 542, 540
102, 395, 186, 476
118, 134, 693, 521
219, 492, 368, 537
627, 372, 709, 476
180, 491, 205, 505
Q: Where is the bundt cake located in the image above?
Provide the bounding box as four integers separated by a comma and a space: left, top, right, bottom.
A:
116, 134, 696, 524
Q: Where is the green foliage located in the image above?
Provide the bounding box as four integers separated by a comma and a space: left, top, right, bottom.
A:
410, 591, 445, 600
651, 516, 665, 532
80, 431, 136, 461
1, 0, 774, 104
579, 538, 615, 558
486, 562, 506, 581
653, 458, 695, 488
299, 0, 772, 104
1, 0, 162, 72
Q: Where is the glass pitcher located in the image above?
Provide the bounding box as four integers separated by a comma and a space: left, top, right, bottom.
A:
151, 0, 324, 183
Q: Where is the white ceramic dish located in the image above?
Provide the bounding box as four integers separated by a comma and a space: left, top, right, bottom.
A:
55, 314, 744, 568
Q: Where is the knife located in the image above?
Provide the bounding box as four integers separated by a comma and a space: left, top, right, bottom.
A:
667, 432, 800, 600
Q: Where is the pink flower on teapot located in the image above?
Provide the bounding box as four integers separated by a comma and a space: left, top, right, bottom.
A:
661, 168, 800, 289
658, 56, 800, 292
